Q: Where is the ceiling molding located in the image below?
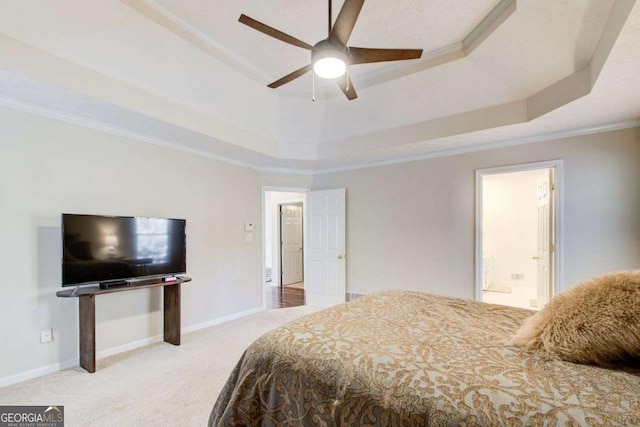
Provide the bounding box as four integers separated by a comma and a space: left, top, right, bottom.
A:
589, 0, 636, 83
526, 66, 591, 121
316, 0, 631, 158
118, 0, 270, 84
0, 34, 280, 157
336, 0, 517, 96
2, 92, 637, 177
0, 95, 260, 170
0, 0, 633, 174
309, 119, 640, 175
318, 101, 527, 158
255, 166, 315, 176
253, 0, 508, 102
463, 0, 516, 54
122, 0, 517, 100
310, 0, 518, 100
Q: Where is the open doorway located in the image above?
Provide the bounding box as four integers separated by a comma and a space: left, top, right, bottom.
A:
475, 161, 562, 310
263, 189, 307, 309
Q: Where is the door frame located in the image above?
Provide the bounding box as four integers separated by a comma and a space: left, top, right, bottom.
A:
474, 160, 564, 303
261, 186, 309, 310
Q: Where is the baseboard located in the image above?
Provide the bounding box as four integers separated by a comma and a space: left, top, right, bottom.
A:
181, 306, 264, 334
0, 306, 265, 388
96, 335, 164, 360
346, 292, 366, 301
0, 358, 78, 388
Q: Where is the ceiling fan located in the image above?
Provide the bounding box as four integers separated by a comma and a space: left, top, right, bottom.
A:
238, 0, 423, 100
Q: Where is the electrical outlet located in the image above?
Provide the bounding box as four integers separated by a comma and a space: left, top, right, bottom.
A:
245, 233, 253, 242
40, 328, 52, 344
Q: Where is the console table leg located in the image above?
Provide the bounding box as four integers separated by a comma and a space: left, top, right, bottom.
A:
164, 283, 181, 345
79, 295, 96, 373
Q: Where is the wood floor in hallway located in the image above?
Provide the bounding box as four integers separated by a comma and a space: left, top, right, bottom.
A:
267, 285, 305, 309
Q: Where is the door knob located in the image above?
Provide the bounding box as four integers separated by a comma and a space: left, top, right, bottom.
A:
531, 256, 539, 260
338, 254, 344, 259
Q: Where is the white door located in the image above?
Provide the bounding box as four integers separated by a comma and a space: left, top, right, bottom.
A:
281, 204, 303, 285
536, 170, 554, 307
305, 189, 346, 307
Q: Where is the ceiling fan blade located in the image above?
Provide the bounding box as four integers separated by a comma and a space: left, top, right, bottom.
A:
268, 65, 313, 89
336, 74, 358, 100
329, 0, 365, 47
239, 14, 313, 50
349, 47, 423, 65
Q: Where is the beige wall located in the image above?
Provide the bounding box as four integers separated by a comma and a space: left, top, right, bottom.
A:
0, 107, 262, 382
259, 171, 312, 189
2, 102, 638, 384
312, 127, 640, 298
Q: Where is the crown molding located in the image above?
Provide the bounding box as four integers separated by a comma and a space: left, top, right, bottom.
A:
2, 93, 637, 177
0, 95, 260, 170
463, 0, 516, 54
123, 0, 516, 101
119, 0, 270, 84
309, 119, 640, 175
315, 0, 516, 100
256, 166, 315, 176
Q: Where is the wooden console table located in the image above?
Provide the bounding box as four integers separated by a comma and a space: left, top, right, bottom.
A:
56, 277, 192, 373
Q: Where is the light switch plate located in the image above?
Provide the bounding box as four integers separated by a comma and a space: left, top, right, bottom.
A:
244, 222, 254, 231
40, 328, 52, 344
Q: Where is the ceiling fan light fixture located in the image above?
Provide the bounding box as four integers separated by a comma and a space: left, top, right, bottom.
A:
312, 41, 348, 79
313, 57, 347, 79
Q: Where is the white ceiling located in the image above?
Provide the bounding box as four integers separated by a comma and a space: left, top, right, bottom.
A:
0, 0, 638, 173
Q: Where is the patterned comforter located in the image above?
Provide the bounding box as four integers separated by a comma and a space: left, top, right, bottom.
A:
209, 291, 640, 426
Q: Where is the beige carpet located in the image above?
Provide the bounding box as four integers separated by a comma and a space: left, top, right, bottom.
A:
0, 306, 319, 426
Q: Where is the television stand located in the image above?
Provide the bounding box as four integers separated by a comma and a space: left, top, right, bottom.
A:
56, 276, 192, 373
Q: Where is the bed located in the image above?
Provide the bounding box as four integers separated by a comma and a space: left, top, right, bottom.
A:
209, 291, 640, 426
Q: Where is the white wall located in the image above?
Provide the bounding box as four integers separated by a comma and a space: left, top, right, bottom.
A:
483, 169, 548, 288
312, 127, 640, 298
0, 107, 262, 383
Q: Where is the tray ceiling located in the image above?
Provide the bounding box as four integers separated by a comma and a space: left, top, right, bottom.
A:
0, 0, 638, 173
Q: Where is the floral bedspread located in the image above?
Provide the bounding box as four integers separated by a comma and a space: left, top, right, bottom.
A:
210, 291, 640, 426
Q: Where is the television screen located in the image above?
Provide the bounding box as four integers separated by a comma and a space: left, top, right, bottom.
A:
62, 214, 186, 286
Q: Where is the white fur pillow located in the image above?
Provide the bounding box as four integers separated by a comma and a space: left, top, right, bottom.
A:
512, 270, 640, 367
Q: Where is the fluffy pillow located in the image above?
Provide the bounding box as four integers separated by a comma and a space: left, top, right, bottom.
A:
512, 270, 640, 367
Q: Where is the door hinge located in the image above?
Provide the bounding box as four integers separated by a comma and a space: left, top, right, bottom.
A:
550, 244, 555, 253
550, 182, 556, 191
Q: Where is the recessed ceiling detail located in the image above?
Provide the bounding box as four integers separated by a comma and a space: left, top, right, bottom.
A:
0, 0, 637, 173
120, 0, 516, 100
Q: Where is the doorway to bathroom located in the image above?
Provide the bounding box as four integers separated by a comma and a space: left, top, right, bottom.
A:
475, 161, 562, 310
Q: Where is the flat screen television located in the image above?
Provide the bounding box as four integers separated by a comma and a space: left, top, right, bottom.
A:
62, 213, 186, 287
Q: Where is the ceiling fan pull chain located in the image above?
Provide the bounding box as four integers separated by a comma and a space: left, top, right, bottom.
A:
346, 66, 350, 92
312, 72, 316, 102
346, 45, 351, 92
